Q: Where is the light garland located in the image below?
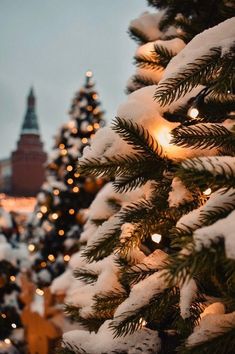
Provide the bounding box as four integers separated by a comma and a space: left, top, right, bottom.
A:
151, 233, 162, 243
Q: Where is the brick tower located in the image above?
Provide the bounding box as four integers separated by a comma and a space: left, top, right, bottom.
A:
11, 88, 47, 196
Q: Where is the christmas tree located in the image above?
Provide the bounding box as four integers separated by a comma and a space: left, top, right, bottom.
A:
27, 72, 105, 288
58, 1, 235, 353
0, 207, 28, 353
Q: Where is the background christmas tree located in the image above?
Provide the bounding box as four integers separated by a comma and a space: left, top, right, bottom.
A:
27, 71, 105, 288
57, 1, 235, 353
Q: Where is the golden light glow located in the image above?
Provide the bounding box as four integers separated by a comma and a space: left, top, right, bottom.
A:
72, 128, 78, 134
37, 212, 43, 219
86, 70, 93, 77
40, 261, 47, 268
53, 189, 60, 196
11, 323, 17, 329
58, 229, 65, 236
59, 143, 65, 149
87, 105, 93, 111
66, 165, 73, 172
10, 276, 16, 282
1, 314, 6, 318
64, 255, 70, 262
151, 233, 162, 243
139, 318, 147, 326
61, 149, 67, 156
69, 209, 75, 215
36, 288, 44, 296
92, 93, 98, 99
28, 244, 35, 252
48, 254, 55, 262
188, 107, 199, 119
67, 178, 73, 185
74, 172, 80, 178
87, 125, 93, 132
203, 188, 212, 196
93, 122, 100, 129
52, 213, 59, 220
73, 186, 79, 193
40, 205, 48, 213
4, 339, 11, 345
82, 138, 88, 144
155, 126, 172, 149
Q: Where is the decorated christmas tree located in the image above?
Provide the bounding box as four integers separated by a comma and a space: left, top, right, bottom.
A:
0, 207, 28, 353
27, 72, 105, 288
58, 1, 235, 353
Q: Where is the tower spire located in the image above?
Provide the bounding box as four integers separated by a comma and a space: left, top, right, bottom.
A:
21, 87, 39, 134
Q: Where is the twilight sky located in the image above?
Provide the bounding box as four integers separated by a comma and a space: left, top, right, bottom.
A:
0, 0, 147, 159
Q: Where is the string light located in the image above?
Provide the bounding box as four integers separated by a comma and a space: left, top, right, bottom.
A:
72, 128, 78, 134
48, 254, 55, 262
94, 122, 100, 129
59, 143, 65, 149
11, 323, 17, 329
51, 213, 59, 220
28, 244, 36, 252
188, 107, 199, 119
74, 172, 80, 178
92, 93, 98, 99
53, 189, 60, 196
87, 105, 93, 111
10, 276, 16, 282
69, 209, 75, 215
40, 261, 47, 268
87, 125, 93, 132
61, 149, 67, 156
36, 288, 44, 296
73, 186, 79, 193
37, 212, 43, 219
203, 188, 212, 196
82, 138, 88, 144
40, 205, 48, 213
58, 229, 65, 236
67, 178, 73, 185
155, 127, 172, 149
151, 233, 162, 243
64, 255, 70, 262
66, 165, 73, 172
86, 70, 93, 77
4, 339, 11, 345
1, 314, 6, 318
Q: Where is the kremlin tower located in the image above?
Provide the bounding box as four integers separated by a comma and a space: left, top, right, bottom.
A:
11, 88, 47, 196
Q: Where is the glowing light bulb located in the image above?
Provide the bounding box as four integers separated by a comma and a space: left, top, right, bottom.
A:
72, 128, 78, 134
151, 233, 162, 243
40, 261, 47, 268
66, 165, 73, 172
74, 172, 80, 178
28, 244, 35, 252
203, 188, 212, 196
69, 209, 75, 215
188, 107, 199, 119
82, 138, 88, 144
4, 339, 11, 345
139, 318, 147, 326
155, 127, 172, 149
87, 105, 93, 111
73, 186, 79, 193
94, 122, 100, 129
10, 276, 16, 282
67, 178, 73, 185
48, 254, 55, 262
86, 70, 93, 77
64, 255, 70, 262
40, 205, 48, 213
61, 149, 67, 156
11, 323, 17, 329
58, 229, 65, 236
87, 125, 93, 132
37, 212, 43, 219
52, 213, 58, 220
92, 93, 98, 99
36, 288, 44, 296
1, 314, 6, 318
53, 189, 60, 196
59, 143, 65, 149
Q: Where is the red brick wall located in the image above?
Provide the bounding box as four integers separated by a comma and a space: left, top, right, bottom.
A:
11, 134, 47, 196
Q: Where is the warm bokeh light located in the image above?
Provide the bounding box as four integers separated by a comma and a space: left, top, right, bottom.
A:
10, 276, 16, 282
69, 208, 75, 215
36, 288, 44, 296
53, 189, 60, 196
66, 165, 73, 172
73, 186, 79, 193
203, 187, 212, 196
64, 255, 70, 262
61, 149, 67, 156
37, 212, 43, 219
86, 70, 93, 77
151, 233, 162, 243
40, 261, 47, 268
51, 213, 59, 220
154, 126, 172, 150
48, 254, 55, 262
40, 205, 48, 213
82, 138, 88, 144
93, 122, 100, 129
87, 124, 93, 132
188, 107, 199, 119
59, 143, 65, 149
58, 229, 65, 236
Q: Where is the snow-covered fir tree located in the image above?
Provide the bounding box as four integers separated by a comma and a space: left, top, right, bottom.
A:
0, 207, 28, 353
27, 72, 105, 288
56, 1, 235, 353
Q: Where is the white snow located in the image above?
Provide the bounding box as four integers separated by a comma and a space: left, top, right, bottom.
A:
179, 278, 197, 319
168, 177, 194, 207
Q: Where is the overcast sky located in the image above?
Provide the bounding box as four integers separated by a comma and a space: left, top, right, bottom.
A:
0, 0, 147, 159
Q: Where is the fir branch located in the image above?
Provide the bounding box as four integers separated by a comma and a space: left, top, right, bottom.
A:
121, 264, 158, 287
154, 43, 175, 68
111, 117, 164, 159
128, 27, 151, 45
73, 268, 98, 284
171, 124, 235, 152
134, 53, 160, 71
92, 291, 127, 319
178, 327, 235, 354
64, 304, 104, 332
82, 227, 121, 262
154, 47, 222, 106
127, 75, 159, 93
